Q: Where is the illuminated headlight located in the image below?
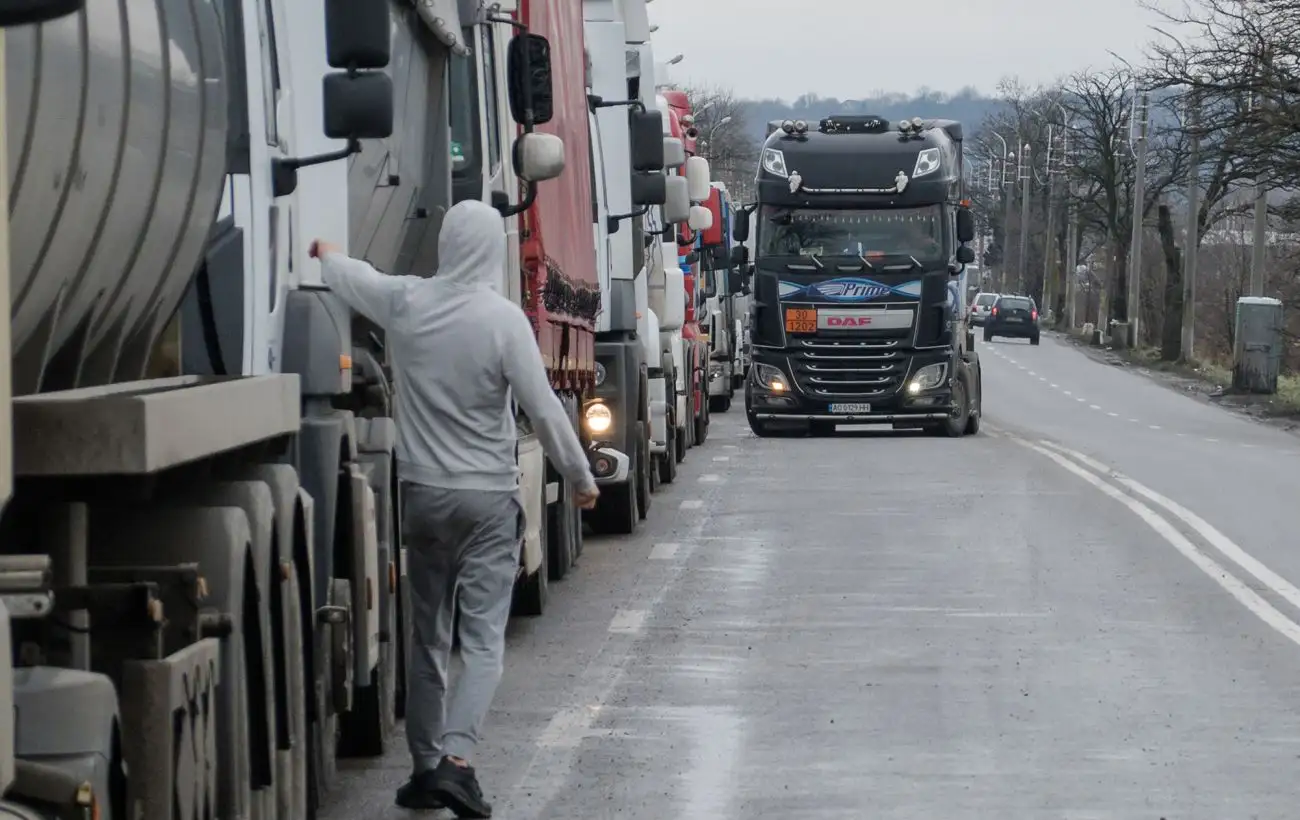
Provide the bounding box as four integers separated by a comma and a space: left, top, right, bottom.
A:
907, 362, 947, 394
761, 147, 788, 178
594, 361, 607, 387
752, 362, 788, 392
913, 148, 941, 178
584, 402, 613, 434
709, 362, 723, 379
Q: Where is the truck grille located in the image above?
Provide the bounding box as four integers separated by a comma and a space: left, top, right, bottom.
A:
788, 338, 909, 398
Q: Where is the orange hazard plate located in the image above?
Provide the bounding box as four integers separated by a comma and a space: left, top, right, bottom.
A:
785, 308, 816, 333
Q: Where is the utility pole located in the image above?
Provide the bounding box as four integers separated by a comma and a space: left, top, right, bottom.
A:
990, 132, 1010, 292
1065, 214, 1078, 329
1181, 91, 1201, 361
1018, 144, 1031, 293
1126, 91, 1149, 348
1041, 127, 1056, 314
1247, 92, 1267, 295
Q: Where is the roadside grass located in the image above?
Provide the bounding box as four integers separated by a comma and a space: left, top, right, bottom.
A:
1059, 329, 1300, 418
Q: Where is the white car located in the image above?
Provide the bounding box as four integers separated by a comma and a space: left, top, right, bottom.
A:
970, 292, 999, 326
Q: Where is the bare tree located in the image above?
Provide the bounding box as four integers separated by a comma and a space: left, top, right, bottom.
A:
681, 85, 761, 201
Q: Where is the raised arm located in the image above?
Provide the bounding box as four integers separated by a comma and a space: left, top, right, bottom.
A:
500, 311, 597, 494
313, 241, 412, 329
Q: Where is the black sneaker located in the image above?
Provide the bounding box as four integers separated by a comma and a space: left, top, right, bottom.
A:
430, 757, 492, 818
395, 769, 444, 810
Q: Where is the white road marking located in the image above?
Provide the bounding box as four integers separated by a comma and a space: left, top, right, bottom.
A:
1108, 412, 1119, 417
1021, 439, 1300, 648
712, 456, 730, 462
1077, 397, 1086, 403
1050, 383, 1059, 389
1038, 440, 1300, 614
1206, 438, 1219, 443
648, 542, 680, 560
1089, 404, 1101, 410
1063, 390, 1073, 396
680, 499, 703, 509
608, 609, 648, 634
1149, 424, 1162, 430
1128, 418, 1140, 423
699, 474, 721, 482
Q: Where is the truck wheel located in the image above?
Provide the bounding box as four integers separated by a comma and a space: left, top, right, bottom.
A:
695, 396, 709, 445
709, 395, 731, 413
513, 482, 549, 616
940, 375, 970, 438
658, 415, 678, 484
675, 426, 687, 463
636, 422, 651, 520
547, 472, 573, 581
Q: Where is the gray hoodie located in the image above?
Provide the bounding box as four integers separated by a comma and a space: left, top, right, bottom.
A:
320, 199, 596, 494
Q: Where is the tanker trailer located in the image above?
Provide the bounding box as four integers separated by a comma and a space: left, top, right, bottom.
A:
0, 0, 399, 817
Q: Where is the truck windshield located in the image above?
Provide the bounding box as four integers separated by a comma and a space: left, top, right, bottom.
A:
758, 205, 945, 261
448, 48, 478, 175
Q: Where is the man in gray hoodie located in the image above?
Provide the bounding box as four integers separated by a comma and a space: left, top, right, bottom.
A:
310, 199, 598, 818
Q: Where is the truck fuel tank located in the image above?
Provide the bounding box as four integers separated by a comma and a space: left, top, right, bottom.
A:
6, 0, 228, 393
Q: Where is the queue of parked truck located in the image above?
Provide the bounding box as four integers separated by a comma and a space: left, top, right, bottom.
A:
0, 0, 989, 815
0, 0, 760, 817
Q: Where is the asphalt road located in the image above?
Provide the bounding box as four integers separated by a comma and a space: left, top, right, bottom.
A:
323, 337, 1300, 819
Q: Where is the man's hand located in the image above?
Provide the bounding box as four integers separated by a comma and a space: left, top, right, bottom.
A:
308, 239, 341, 259
574, 485, 600, 510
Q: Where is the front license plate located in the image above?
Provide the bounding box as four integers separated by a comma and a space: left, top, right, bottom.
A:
829, 403, 872, 414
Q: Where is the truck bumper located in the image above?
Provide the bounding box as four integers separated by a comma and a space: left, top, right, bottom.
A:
587, 446, 630, 485
708, 361, 732, 397
745, 349, 959, 425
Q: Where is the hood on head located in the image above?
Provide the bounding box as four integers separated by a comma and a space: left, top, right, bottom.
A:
436, 199, 506, 289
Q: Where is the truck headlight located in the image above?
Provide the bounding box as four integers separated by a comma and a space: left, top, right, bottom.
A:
752, 363, 788, 392
761, 148, 788, 178
913, 147, 940, 178
584, 402, 613, 434
907, 362, 947, 394
594, 362, 607, 387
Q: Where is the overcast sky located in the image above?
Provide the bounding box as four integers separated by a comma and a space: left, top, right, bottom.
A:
646, 0, 1180, 100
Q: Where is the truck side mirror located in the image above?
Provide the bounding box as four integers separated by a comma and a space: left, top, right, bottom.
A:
323, 72, 395, 139
732, 216, 750, 243
631, 172, 667, 206
687, 205, 712, 232
663, 176, 690, 224
515, 132, 565, 182
729, 245, 748, 267
507, 33, 554, 126
0, 0, 80, 25
663, 138, 686, 170
685, 157, 711, 201
956, 207, 975, 243
325, 0, 391, 69
630, 110, 665, 171
955, 246, 975, 265
727, 270, 744, 293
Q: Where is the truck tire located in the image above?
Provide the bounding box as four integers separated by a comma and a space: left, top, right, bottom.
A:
547, 470, 573, 581
636, 422, 651, 519
592, 446, 639, 535
709, 395, 731, 413
675, 426, 687, 463
513, 483, 549, 616
695, 394, 709, 445
658, 414, 678, 484
964, 366, 982, 435
936, 374, 970, 438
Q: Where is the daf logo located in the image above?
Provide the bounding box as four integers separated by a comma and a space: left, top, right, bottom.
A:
826, 315, 873, 327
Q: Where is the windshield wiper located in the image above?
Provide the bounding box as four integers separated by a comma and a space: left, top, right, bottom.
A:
784, 253, 824, 271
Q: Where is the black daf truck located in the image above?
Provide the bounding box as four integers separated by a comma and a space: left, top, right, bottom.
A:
734, 114, 983, 437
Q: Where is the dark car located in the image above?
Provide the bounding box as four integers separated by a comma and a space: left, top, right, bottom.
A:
983, 295, 1040, 344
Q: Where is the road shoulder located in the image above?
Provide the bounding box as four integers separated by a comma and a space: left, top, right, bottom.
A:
1046, 329, 1300, 437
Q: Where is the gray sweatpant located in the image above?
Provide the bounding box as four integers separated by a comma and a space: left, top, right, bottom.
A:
402, 482, 524, 771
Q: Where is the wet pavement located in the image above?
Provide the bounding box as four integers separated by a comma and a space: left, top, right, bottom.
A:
323, 334, 1300, 819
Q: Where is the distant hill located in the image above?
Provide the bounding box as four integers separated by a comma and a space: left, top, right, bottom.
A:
738, 89, 1008, 141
